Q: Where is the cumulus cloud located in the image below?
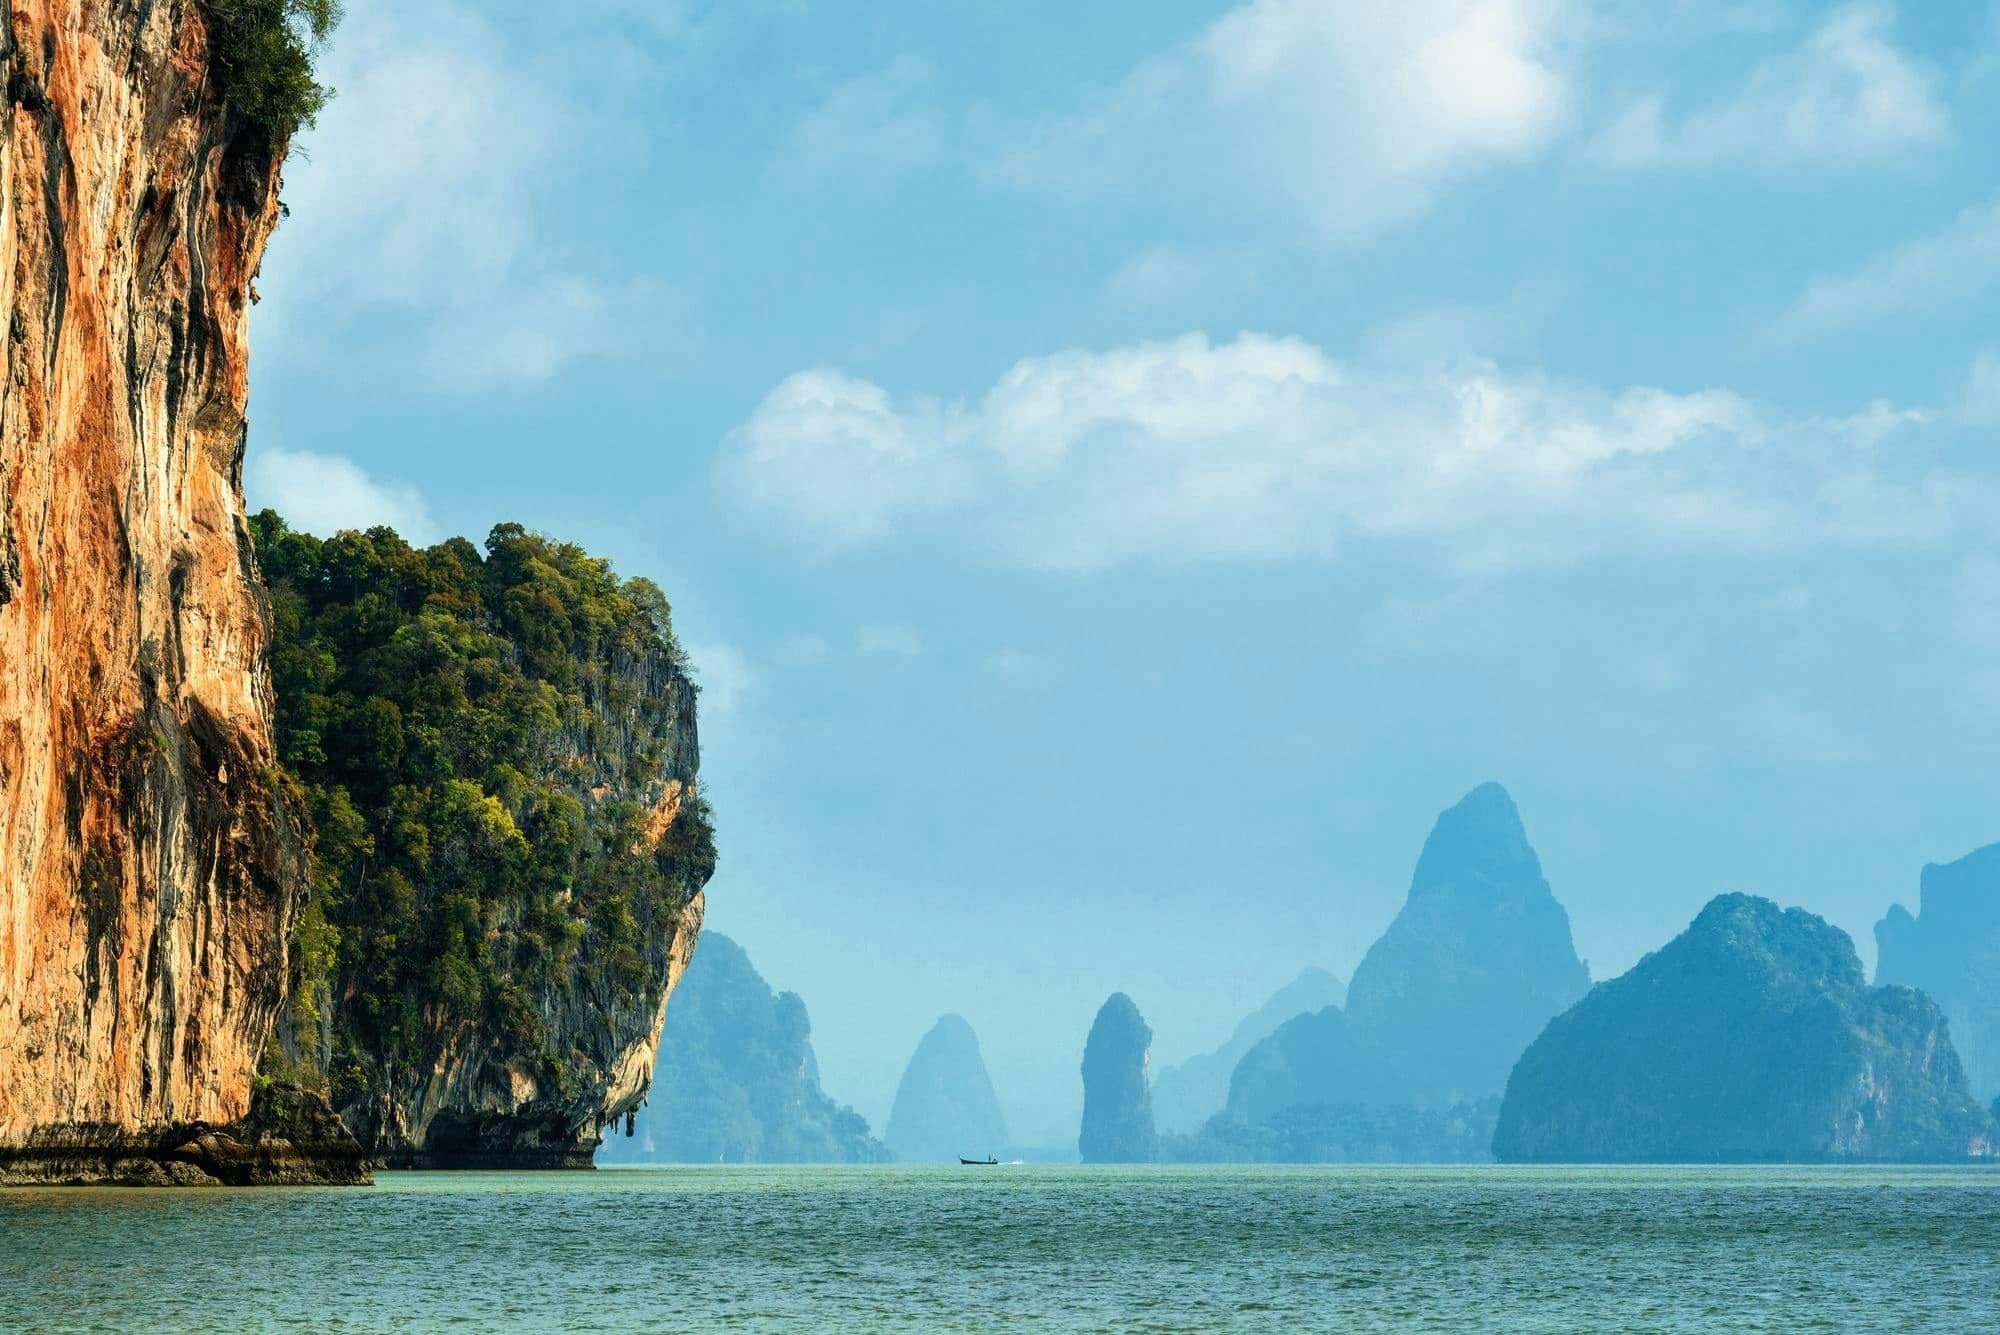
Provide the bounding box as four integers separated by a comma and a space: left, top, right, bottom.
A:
260, 0, 689, 391
247, 450, 438, 542
1771, 193, 2000, 342
1592, 2, 1946, 170
720, 370, 975, 549
719, 332, 1990, 573
987, 0, 1574, 239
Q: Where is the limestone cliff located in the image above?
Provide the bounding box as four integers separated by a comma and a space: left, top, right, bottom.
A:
256, 517, 717, 1168
1875, 841, 2000, 1103
886, 1014, 1009, 1162
0, 0, 341, 1178
1226, 783, 1589, 1125
1078, 993, 1158, 1163
1151, 968, 1345, 1136
1494, 894, 1997, 1162
602, 933, 887, 1164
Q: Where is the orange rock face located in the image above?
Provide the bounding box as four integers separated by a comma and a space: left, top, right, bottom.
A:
0, 2, 306, 1142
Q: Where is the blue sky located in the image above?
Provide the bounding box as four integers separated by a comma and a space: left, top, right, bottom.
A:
248, 0, 2000, 1144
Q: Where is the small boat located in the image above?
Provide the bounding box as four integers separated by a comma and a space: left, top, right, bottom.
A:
960, 1156, 1000, 1166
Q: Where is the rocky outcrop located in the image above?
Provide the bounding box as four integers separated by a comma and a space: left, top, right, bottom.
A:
256, 519, 717, 1168
886, 1014, 1010, 1161
1875, 841, 2000, 1103
1079, 993, 1158, 1163
355, 898, 705, 1170
0, 1, 341, 1179
1226, 1002, 1354, 1126
1152, 968, 1345, 1136
0, 1082, 368, 1187
1495, 894, 1998, 1163
601, 933, 887, 1164
1226, 784, 1588, 1124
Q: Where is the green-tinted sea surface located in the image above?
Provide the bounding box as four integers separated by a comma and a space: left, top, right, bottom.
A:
4, 1164, 1998, 1331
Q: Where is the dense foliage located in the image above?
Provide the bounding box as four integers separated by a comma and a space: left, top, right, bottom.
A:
601, 933, 889, 1164
251, 513, 714, 1111
205, 0, 340, 142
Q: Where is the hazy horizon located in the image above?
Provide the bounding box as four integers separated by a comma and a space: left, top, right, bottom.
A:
240, 0, 2000, 1147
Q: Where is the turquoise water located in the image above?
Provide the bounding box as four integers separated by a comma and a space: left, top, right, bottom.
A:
4, 1164, 1999, 1331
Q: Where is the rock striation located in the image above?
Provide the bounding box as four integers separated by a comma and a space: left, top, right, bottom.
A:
1226, 784, 1588, 1125
1079, 993, 1158, 1163
256, 518, 716, 1168
0, 0, 350, 1180
1495, 894, 1998, 1162
886, 1014, 1010, 1162
1875, 841, 2000, 1103
601, 933, 886, 1164
1151, 968, 1345, 1136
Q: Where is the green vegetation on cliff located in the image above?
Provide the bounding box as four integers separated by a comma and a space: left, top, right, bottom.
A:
204, 0, 340, 141
251, 514, 715, 1148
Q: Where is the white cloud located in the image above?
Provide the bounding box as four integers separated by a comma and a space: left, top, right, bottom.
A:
1100, 245, 1262, 313
988, 0, 1574, 240
260, 0, 687, 390
685, 641, 753, 717
1771, 193, 2000, 342
247, 450, 438, 542
774, 56, 942, 184
857, 624, 926, 660
720, 331, 1993, 573
1592, 2, 1946, 170
1963, 349, 2000, 425
720, 370, 974, 549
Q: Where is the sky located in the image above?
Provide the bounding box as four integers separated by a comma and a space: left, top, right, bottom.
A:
247, 0, 2000, 1146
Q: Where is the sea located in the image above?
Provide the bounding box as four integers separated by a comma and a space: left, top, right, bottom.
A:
3, 1164, 1998, 1331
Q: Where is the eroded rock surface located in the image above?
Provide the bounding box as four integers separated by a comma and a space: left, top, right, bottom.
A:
0, 0, 318, 1173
